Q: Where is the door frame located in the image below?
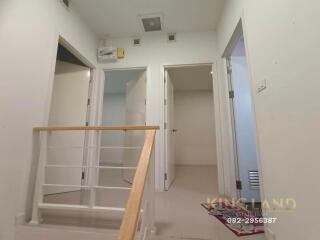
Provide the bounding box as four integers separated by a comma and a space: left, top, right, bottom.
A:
221, 19, 265, 202
98, 66, 149, 125
96, 66, 149, 169
46, 35, 97, 188
45, 35, 97, 126
225, 57, 242, 199
162, 62, 215, 191
26, 32, 98, 221
163, 68, 175, 190
58, 37, 96, 190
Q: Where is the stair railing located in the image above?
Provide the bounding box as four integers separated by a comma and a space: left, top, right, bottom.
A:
117, 129, 157, 240
31, 125, 158, 240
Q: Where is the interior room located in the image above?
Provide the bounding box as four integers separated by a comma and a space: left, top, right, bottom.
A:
42, 43, 95, 223
156, 65, 219, 239
100, 69, 146, 163
100, 69, 146, 181
45, 43, 91, 195
2, 1, 320, 240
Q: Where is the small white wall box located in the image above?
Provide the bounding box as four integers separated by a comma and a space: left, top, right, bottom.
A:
98, 46, 117, 62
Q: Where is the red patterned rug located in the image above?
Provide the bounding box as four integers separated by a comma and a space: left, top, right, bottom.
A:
201, 202, 264, 237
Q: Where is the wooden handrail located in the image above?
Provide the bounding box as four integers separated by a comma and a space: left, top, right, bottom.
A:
33, 125, 160, 131
117, 129, 156, 240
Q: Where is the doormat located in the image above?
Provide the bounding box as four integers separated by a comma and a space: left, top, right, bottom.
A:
201, 202, 264, 237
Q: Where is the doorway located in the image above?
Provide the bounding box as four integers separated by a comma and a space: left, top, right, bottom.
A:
225, 25, 262, 204
156, 64, 218, 238
99, 68, 147, 186
164, 64, 217, 190
45, 43, 92, 196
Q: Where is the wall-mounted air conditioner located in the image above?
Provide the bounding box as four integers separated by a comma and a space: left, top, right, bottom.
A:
97, 46, 117, 63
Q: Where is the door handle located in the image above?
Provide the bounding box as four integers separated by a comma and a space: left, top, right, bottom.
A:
172, 129, 178, 133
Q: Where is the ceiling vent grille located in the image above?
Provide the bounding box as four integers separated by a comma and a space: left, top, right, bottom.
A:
248, 171, 260, 190
141, 17, 162, 32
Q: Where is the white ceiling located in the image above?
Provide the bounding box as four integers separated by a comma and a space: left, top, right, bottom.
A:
168, 65, 213, 91
71, 0, 225, 38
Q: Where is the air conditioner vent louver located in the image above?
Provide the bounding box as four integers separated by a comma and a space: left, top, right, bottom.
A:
141, 17, 162, 32
249, 171, 260, 190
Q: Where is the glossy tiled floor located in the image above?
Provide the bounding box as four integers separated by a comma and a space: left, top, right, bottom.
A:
39, 165, 265, 240
154, 165, 266, 240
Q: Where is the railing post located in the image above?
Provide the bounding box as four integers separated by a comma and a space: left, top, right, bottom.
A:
137, 182, 148, 240
133, 131, 156, 240
89, 130, 100, 209
30, 131, 48, 224
142, 146, 156, 239
149, 146, 156, 235
117, 129, 156, 240
80, 129, 90, 205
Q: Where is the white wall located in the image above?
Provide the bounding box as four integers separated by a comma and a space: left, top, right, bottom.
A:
98, 31, 218, 191
215, 0, 320, 239
0, 0, 98, 239
102, 94, 126, 125
174, 91, 217, 166
101, 94, 126, 165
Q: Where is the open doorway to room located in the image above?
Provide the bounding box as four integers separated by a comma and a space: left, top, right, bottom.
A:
42, 39, 94, 222
225, 23, 262, 211
41, 64, 148, 228
164, 64, 217, 190
156, 64, 219, 239
93, 68, 147, 209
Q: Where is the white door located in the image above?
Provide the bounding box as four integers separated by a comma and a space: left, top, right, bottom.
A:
164, 70, 175, 190
122, 70, 146, 183
229, 56, 261, 202
46, 61, 90, 194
